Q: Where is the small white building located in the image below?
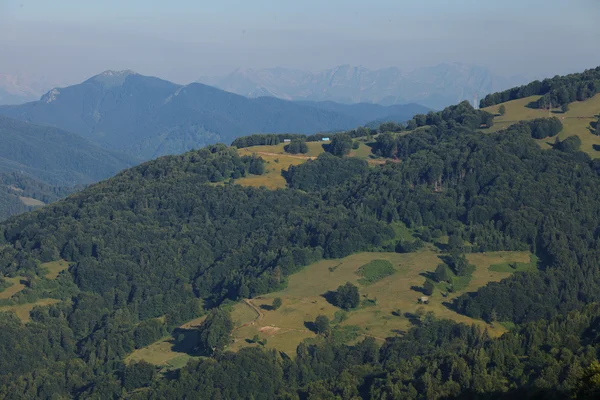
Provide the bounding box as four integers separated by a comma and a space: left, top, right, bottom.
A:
322, 137, 330, 141
283, 139, 291, 143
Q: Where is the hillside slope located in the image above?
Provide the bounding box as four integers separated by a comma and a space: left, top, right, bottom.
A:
481, 94, 600, 156
0, 116, 137, 220
0, 116, 137, 186
2, 89, 600, 398
0, 71, 427, 160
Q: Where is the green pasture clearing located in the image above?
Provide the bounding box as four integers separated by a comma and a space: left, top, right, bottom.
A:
482, 94, 600, 157
41, 260, 70, 280
231, 250, 533, 355
236, 148, 312, 189
0, 276, 27, 299
126, 300, 258, 369
356, 259, 396, 285
0, 298, 60, 322
488, 254, 538, 273
19, 196, 45, 207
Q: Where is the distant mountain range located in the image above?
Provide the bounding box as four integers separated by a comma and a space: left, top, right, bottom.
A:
0, 73, 63, 105
198, 63, 527, 110
0, 70, 429, 160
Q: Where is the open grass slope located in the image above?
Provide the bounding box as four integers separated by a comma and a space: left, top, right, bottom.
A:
236, 142, 325, 189
18, 196, 45, 207
482, 94, 600, 156
125, 302, 258, 369
235, 140, 390, 189
0, 276, 27, 299
230, 250, 532, 355
0, 299, 60, 323
0, 270, 67, 322
40, 260, 70, 280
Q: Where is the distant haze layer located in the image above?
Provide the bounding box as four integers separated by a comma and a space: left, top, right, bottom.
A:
198, 63, 527, 110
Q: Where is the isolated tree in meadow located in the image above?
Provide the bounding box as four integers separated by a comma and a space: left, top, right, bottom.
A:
423, 279, 435, 296
334, 282, 360, 310
272, 297, 282, 310
434, 263, 453, 283
498, 104, 506, 116
197, 308, 233, 355
561, 103, 569, 113
314, 315, 330, 335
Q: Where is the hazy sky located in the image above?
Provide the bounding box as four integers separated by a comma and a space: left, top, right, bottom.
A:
0, 0, 599, 85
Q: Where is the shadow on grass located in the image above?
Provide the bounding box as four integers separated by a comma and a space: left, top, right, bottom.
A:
321, 290, 338, 307
410, 285, 428, 295
433, 242, 449, 252
365, 141, 377, 150
304, 321, 317, 333
170, 328, 202, 356
260, 304, 274, 311
403, 312, 422, 326
419, 271, 437, 281
442, 300, 463, 314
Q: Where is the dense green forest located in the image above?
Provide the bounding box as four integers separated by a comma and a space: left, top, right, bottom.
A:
0, 116, 137, 186
480, 66, 600, 109
0, 116, 136, 220
0, 172, 82, 221
2, 68, 600, 398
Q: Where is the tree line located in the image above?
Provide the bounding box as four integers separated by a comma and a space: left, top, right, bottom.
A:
480, 66, 600, 109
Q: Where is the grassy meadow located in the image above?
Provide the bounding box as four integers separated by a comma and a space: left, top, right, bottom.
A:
19, 196, 45, 207
41, 260, 70, 280
230, 249, 533, 355
0, 276, 27, 300
235, 142, 325, 189
0, 299, 60, 323
482, 94, 600, 156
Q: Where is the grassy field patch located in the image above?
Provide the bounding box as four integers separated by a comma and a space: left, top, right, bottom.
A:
19, 196, 45, 207
41, 260, 70, 280
235, 148, 311, 189
0, 298, 60, 322
126, 301, 255, 369
489, 254, 538, 273
482, 94, 600, 157
357, 260, 396, 285
0, 276, 27, 299
229, 250, 532, 355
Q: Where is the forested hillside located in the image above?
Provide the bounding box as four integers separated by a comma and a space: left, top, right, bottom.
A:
0, 116, 136, 220
480, 66, 600, 109
2, 71, 600, 398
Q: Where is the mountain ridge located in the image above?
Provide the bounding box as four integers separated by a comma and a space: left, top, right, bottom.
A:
198, 63, 527, 109
0, 72, 429, 159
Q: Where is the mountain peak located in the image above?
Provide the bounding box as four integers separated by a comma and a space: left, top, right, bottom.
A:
87, 69, 138, 88
97, 69, 137, 77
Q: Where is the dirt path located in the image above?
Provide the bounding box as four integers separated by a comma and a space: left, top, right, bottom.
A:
243, 298, 264, 321
232, 299, 263, 335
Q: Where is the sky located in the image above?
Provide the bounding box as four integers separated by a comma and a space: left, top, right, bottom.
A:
0, 0, 599, 86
